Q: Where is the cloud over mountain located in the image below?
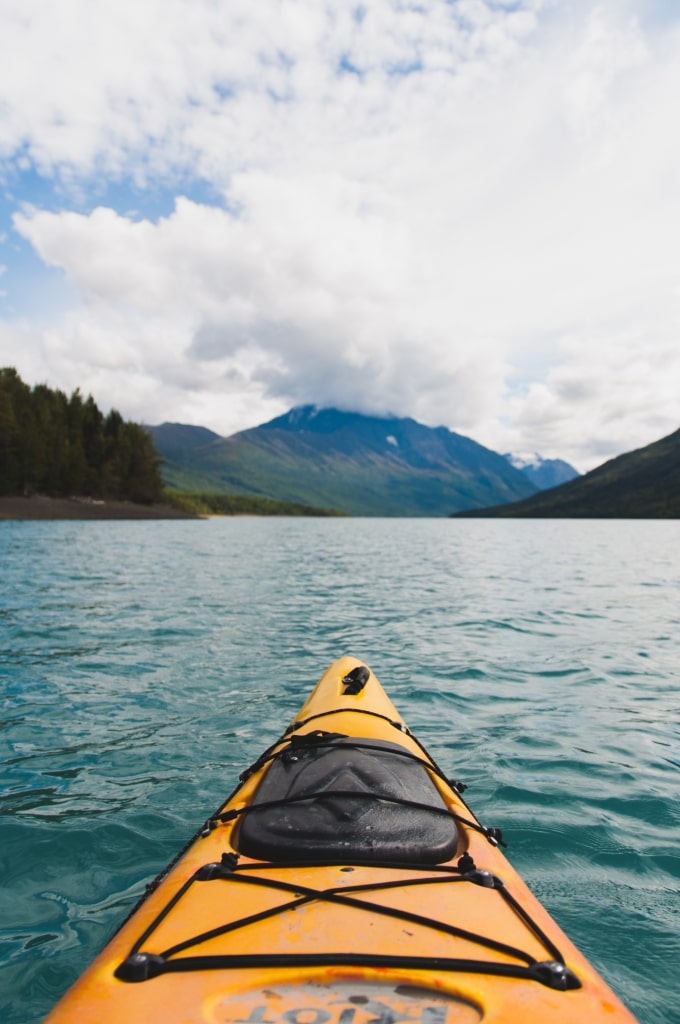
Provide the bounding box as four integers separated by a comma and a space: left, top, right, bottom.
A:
2, 0, 679, 472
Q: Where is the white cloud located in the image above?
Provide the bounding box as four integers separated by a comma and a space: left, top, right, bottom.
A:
2, 0, 680, 471
0, 0, 541, 180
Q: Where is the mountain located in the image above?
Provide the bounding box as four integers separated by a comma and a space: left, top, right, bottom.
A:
149, 406, 538, 516
504, 452, 580, 490
455, 427, 680, 518
148, 422, 223, 454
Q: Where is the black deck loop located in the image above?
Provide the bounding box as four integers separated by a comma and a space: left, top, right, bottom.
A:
115, 953, 167, 982
195, 855, 240, 880
484, 826, 506, 848
457, 852, 475, 873
463, 869, 497, 888
529, 961, 582, 991
195, 862, 224, 881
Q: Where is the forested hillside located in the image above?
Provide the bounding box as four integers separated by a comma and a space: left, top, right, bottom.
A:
454, 426, 680, 518
0, 368, 163, 503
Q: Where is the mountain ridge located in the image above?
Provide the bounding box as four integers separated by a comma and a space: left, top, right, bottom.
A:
504, 451, 580, 490
454, 427, 680, 518
150, 406, 538, 516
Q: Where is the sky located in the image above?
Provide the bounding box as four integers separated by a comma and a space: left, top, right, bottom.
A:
1, 0, 679, 472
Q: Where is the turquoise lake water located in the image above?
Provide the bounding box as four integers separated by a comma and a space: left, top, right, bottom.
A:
1, 517, 679, 1023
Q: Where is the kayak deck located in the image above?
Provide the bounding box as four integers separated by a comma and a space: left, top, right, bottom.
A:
44, 657, 638, 1023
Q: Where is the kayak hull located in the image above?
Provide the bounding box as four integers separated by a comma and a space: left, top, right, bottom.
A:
44, 657, 639, 1023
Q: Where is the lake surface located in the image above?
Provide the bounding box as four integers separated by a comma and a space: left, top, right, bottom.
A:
1, 517, 678, 1024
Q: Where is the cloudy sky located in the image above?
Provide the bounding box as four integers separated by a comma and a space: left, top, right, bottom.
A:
1, 0, 678, 471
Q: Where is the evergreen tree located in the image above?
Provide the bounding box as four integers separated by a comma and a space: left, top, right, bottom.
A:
0, 368, 164, 502
0, 384, 20, 494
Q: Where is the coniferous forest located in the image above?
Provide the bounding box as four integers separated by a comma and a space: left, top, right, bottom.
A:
0, 368, 164, 503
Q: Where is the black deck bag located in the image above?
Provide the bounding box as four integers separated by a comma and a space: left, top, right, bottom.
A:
236, 733, 458, 864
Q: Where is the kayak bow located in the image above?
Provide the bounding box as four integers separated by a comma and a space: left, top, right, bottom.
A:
44, 657, 639, 1023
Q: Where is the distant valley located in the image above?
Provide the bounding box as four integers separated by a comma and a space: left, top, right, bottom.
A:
504, 451, 579, 490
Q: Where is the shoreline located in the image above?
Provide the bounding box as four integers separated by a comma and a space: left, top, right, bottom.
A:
0, 495, 200, 521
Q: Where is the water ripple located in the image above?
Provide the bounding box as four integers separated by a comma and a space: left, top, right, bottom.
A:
1, 518, 679, 1023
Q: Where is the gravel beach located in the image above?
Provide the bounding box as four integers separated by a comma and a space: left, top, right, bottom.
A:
0, 495, 198, 520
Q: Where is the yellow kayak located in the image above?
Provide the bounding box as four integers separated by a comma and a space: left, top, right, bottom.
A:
44, 657, 639, 1023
